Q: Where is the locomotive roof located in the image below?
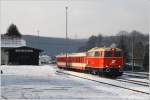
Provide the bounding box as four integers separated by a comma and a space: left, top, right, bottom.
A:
88, 47, 121, 52
56, 52, 86, 57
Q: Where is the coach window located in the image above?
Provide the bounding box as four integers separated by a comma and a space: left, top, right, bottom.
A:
94, 51, 100, 57
87, 52, 91, 56
105, 51, 112, 57
87, 52, 95, 57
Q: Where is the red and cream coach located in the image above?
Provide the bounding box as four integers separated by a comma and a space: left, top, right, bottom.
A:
56, 47, 123, 76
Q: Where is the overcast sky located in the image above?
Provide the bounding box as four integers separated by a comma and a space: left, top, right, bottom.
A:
0, 0, 149, 38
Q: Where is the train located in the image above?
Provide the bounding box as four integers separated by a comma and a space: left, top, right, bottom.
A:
56, 47, 123, 77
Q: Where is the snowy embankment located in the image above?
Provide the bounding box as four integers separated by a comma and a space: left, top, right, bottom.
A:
1, 65, 56, 77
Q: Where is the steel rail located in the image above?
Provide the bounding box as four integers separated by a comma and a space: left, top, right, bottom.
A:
116, 78, 149, 87
123, 73, 148, 79
1, 96, 8, 100
125, 72, 149, 76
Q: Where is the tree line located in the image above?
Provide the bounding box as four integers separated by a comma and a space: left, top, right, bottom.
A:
3, 24, 149, 71
78, 30, 149, 72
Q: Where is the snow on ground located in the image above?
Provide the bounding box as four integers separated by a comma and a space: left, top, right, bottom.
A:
1, 65, 56, 76
1, 65, 150, 100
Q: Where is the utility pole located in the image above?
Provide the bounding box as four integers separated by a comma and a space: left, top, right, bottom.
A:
132, 36, 134, 72
74, 34, 78, 39
65, 6, 68, 67
37, 30, 40, 49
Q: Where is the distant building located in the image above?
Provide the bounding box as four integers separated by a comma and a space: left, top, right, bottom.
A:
39, 54, 51, 64
1, 35, 42, 65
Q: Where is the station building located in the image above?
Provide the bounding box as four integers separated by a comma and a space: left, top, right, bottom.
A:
1, 35, 42, 65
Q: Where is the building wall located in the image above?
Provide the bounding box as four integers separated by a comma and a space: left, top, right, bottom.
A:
1, 49, 9, 65
8, 47, 40, 65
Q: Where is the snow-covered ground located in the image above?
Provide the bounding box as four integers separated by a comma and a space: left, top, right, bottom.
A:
1, 65, 149, 100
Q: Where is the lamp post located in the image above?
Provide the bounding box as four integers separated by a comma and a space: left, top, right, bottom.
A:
65, 6, 68, 67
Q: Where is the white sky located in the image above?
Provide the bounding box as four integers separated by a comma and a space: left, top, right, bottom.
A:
0, 0, 149, 38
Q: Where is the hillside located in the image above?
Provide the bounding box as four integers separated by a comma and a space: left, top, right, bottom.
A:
23, 35, 87, 56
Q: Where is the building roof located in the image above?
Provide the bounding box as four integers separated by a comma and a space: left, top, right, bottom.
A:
15, 46, 43, 52
5, 46, 43, 52
1, 35, 26, 48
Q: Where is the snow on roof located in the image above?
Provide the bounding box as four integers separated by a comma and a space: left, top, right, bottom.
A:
1, 36, 26, 48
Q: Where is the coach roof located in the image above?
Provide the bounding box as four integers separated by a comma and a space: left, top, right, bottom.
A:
56, 52, 86, 57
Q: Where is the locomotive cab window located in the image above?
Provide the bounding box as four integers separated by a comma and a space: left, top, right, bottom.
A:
115, 51, 122, 57
104, 51, 112, 57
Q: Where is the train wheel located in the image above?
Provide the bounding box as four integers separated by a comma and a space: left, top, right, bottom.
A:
92, 70, 97, 75
98, 69, 104, 76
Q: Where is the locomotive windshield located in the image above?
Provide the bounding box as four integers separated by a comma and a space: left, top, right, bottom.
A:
104, 51, 122, 57
104, 51, 113, 57
115, 51, 122, 57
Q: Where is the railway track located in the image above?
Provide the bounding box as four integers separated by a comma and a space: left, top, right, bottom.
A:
125, 71, 149, 76
57, 70, 150, 95
123, 73, 149, 79
1, 96, 8, 100
116, 78, 149, 87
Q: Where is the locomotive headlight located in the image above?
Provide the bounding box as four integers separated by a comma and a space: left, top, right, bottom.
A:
112, 60, 116, 64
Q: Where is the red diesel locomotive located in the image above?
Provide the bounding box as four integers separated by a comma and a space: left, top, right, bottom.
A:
56, 47, 123, 76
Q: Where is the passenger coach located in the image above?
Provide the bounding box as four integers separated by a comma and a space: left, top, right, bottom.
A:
56, 47, 123, 76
